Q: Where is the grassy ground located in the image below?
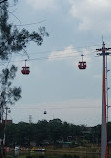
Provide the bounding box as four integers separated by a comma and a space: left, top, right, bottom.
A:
45, 146, 102, 154
6, 146, 111, 158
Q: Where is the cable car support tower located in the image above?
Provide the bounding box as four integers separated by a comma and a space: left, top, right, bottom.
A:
96, 41, 111, 158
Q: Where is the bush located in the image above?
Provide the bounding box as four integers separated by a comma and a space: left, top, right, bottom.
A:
6, 156, 13, 158
26, 156, 33, 158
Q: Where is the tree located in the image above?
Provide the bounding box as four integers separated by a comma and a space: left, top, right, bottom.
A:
0, 65, 21, 121
0, 1, 49, 119
0, 1, 49, 60
0, 0, 49, 156
48, 119, 63, 144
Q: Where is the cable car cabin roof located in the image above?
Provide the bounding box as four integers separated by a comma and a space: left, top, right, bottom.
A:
22, 66, 30, 68
78, 61, 86, 64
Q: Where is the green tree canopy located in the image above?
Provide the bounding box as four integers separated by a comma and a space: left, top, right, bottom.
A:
0, 0, 49, 109
0, 1, 49, 154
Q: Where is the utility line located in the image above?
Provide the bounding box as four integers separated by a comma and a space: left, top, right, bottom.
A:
15, 20, 47, 27
11, 106, 102, 110
0, 52, 101, 64
0, 44, 100, 58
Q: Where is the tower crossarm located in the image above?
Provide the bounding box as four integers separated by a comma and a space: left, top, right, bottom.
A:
96, 47, 111, 56
96, 48, 111, 51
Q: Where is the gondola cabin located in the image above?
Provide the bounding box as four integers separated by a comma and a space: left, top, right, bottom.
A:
21, 60, 30, 75
78, 61, 86, 69
78, 54, 86, 70
44, 111, 47, 114
21, 66, 30, 75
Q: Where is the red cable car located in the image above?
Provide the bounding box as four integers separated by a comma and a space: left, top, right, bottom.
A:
78, 54, 86, 70
21, 60, 30, 75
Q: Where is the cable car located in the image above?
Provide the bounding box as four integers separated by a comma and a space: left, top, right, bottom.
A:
21, 60, 30, 75
78, 54, 86, 70
44, 110, 47, 114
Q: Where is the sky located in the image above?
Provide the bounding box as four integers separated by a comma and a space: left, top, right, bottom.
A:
3, 0, 111, 126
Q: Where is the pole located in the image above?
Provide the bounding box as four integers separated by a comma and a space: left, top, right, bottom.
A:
106, 58, 110, 157
96, 42, 111, 158
101, 42, 107, 158
105, 56, 110, 124
3, 107, 10, 146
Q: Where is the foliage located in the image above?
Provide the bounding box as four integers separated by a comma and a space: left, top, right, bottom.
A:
0, 0, 49, 112
0, 1, 49, 154
5, 119, 111, 147
0, 65, 21, 106
0, 1, 49, 60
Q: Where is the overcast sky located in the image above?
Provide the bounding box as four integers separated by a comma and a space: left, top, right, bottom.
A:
4, 0, 111, 126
